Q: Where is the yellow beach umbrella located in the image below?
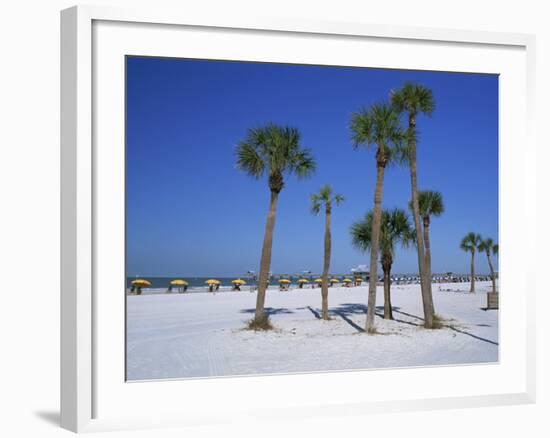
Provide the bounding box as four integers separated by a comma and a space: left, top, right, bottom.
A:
314, 278, 323, 283
131, 278, 151, 295
278, 279, 291, 284
330, 278, 339, 283
205, 279, 220, 285
131, 279, 151, 287
232, 279, 246, 285
170, 279, 188, 286
297, 278, 309, 283
343, 278, 352, 283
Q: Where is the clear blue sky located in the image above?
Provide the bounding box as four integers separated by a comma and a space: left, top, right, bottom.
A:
126, 56, 498, 277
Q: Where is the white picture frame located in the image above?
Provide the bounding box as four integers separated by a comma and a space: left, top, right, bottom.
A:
60, 4, 536, 433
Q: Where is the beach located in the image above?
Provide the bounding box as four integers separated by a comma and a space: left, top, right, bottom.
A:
126, 280, 498, 380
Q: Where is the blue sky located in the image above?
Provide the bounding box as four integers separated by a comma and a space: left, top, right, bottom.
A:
126, 57, 498, 277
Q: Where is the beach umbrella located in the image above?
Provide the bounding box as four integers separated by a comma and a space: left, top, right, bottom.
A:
330, 278, 339, 283
231, 278, 246, 290
131, 279, 151, 287
170, 279, 188, 286
297, 278, 308, 288
205, 279, 221, 292
170, 279, 188, 293
314, 278, 323, 283
278, 278, 291, 291
131, 278, 151, 295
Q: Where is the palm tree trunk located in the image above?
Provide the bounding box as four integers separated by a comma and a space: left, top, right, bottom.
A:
470, 250, 475, 293
408, 114, 434, 328
423, 216, 433, 300
366, 152, 386, 333
486, 252, 496, 293
255, 190, 279, 320
321, 205, 331, 320
382, 255, 393, 320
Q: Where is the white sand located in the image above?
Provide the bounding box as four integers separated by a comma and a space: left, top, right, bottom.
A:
126, 281, 498, 380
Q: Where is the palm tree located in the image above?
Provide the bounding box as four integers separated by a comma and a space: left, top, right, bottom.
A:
413, 190, 444, 301
311, 185, 345, 320
478, 237, 498, 293
351, 102, 404, 332
236, 124, 316, 324
460, 232, 482, 293
351, 209, 414, 320
391, 82, 436, 328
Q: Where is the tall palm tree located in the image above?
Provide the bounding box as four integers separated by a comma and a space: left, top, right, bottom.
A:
391, 82, 436, 328
478, 237, 498, 293
351, 209, 414, 320
351, 102, 404, 332
413, 190, 444, 300
311, 185, 345, 320
460, 232, 482, 293
236, 124, 316, 324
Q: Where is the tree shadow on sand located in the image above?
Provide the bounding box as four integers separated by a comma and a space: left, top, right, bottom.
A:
240, 307, 294, 316
328, 303, 422, 333
301, 303, 498, 345
303, 304, 370, 333
392, 308, 499, 346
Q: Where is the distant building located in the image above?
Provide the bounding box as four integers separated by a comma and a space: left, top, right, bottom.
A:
350, 265, 370, 280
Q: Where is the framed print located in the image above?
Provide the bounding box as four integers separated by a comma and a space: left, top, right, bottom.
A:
61, 5, 536, 433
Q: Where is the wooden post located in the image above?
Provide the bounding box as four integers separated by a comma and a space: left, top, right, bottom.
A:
487, 292, 499, 309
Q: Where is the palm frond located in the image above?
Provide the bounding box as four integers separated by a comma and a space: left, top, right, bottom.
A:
416, 190, 445, 217
350, 102, 405, 167
235, 123, 316, 188
310, 194, 321, 215
350, 109, 373, 149
235, 141, 265, 178
391, 81, 436, 116
460, 232, 481, 252
350, 212, 373, 252
478, 237, 494, 253
290, 148, 316, 179
350, 209, 413, 257
310, 185, 345, 212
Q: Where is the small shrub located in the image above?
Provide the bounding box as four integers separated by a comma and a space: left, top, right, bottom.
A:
246, 314, 274, 331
